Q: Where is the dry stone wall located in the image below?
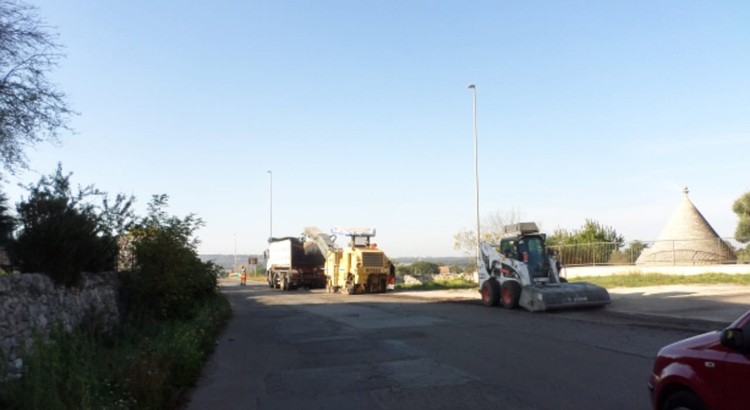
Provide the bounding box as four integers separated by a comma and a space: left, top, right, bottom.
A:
0, 272, 121, 374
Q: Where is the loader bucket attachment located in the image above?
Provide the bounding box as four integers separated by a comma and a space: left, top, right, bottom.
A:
519, 282, 610, 312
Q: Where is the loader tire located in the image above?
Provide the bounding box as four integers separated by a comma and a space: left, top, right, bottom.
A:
480, 280, 500, 307
501, 281, 521, 309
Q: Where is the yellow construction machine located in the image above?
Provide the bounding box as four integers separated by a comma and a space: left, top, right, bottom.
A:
304, 226, 391, 294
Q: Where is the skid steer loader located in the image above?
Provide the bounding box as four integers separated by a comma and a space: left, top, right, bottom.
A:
478, 222, 610, 312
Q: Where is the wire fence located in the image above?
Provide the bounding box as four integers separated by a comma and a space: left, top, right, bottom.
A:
548, 238, 750, 267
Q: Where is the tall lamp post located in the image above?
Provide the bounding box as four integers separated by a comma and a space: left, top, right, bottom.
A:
233, 233, 237, 273
467, 83, 480, 273
267, 170, 273, 239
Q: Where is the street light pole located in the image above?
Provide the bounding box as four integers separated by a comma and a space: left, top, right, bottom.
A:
267, 170, 273, 239
467, 84, 481, 273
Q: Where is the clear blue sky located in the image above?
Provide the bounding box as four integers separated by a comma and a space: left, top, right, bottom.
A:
5, 1, 749, 257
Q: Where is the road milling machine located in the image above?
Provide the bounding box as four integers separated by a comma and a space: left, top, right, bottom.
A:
478, 222, 610, 312
304, 226, 391, 294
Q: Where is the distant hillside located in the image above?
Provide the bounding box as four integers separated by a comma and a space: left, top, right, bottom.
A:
392, 256, 471, 266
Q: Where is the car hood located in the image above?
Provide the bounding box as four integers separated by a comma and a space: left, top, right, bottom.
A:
660, 331, 722, 356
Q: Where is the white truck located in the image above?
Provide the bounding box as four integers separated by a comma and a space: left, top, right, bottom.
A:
265, 237, 326, 290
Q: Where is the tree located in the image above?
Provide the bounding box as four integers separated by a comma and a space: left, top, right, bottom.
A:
547, 219, 624, 266
0, 1, 73, 175
0, 189, 13, 271
623, 240, 648, 261
453, 209, 522, 256
0, 189, 13, 244
410, 261, 440, 276
126, 194, 218, 321
732, 192, 750, 242
396, 264, 412, 277
448, 264, 464, 274
609, 240, 649, 265
11, 164, 132, 285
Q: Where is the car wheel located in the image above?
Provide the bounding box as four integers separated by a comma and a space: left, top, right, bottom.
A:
480, 279, 500, 307
501, 281, 521, 309
662, 391, 707, 410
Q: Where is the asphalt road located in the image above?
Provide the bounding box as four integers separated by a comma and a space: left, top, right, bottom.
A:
185, 281, 699, 410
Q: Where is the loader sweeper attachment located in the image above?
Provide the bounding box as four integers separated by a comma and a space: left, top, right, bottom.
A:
477, 223, 610, 312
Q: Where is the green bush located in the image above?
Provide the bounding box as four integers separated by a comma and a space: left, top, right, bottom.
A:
125, 194, 219, 322
10, 165, 126, 286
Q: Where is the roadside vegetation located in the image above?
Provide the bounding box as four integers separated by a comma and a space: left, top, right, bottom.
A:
0, 296, 230, 409
571, 273, 750, 288
0, 169, 231, 409
395, 277, 477, 291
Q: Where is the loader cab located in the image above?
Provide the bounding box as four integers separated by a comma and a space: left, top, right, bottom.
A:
349, 235, 371, 248
500, 234, 549, 280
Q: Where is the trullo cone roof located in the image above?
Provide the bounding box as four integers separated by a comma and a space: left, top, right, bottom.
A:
636, 188, 736, 265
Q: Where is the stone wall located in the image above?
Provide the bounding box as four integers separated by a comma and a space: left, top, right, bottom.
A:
0, 272, 121, 374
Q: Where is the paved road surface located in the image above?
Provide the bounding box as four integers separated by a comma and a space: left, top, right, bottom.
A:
184, 281, 709, 409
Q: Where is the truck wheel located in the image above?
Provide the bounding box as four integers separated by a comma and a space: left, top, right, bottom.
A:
662, 391, 707, 410
267, 272, 274, 288
480, 280, 500, 307
282, 275, 289, 291
501, 281, 521, 309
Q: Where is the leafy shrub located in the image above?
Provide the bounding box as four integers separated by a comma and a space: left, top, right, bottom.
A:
10, 165, 133, 286
125, 194, 219, 322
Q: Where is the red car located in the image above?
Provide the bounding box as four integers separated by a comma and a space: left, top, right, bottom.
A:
649, 309, 750, 410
